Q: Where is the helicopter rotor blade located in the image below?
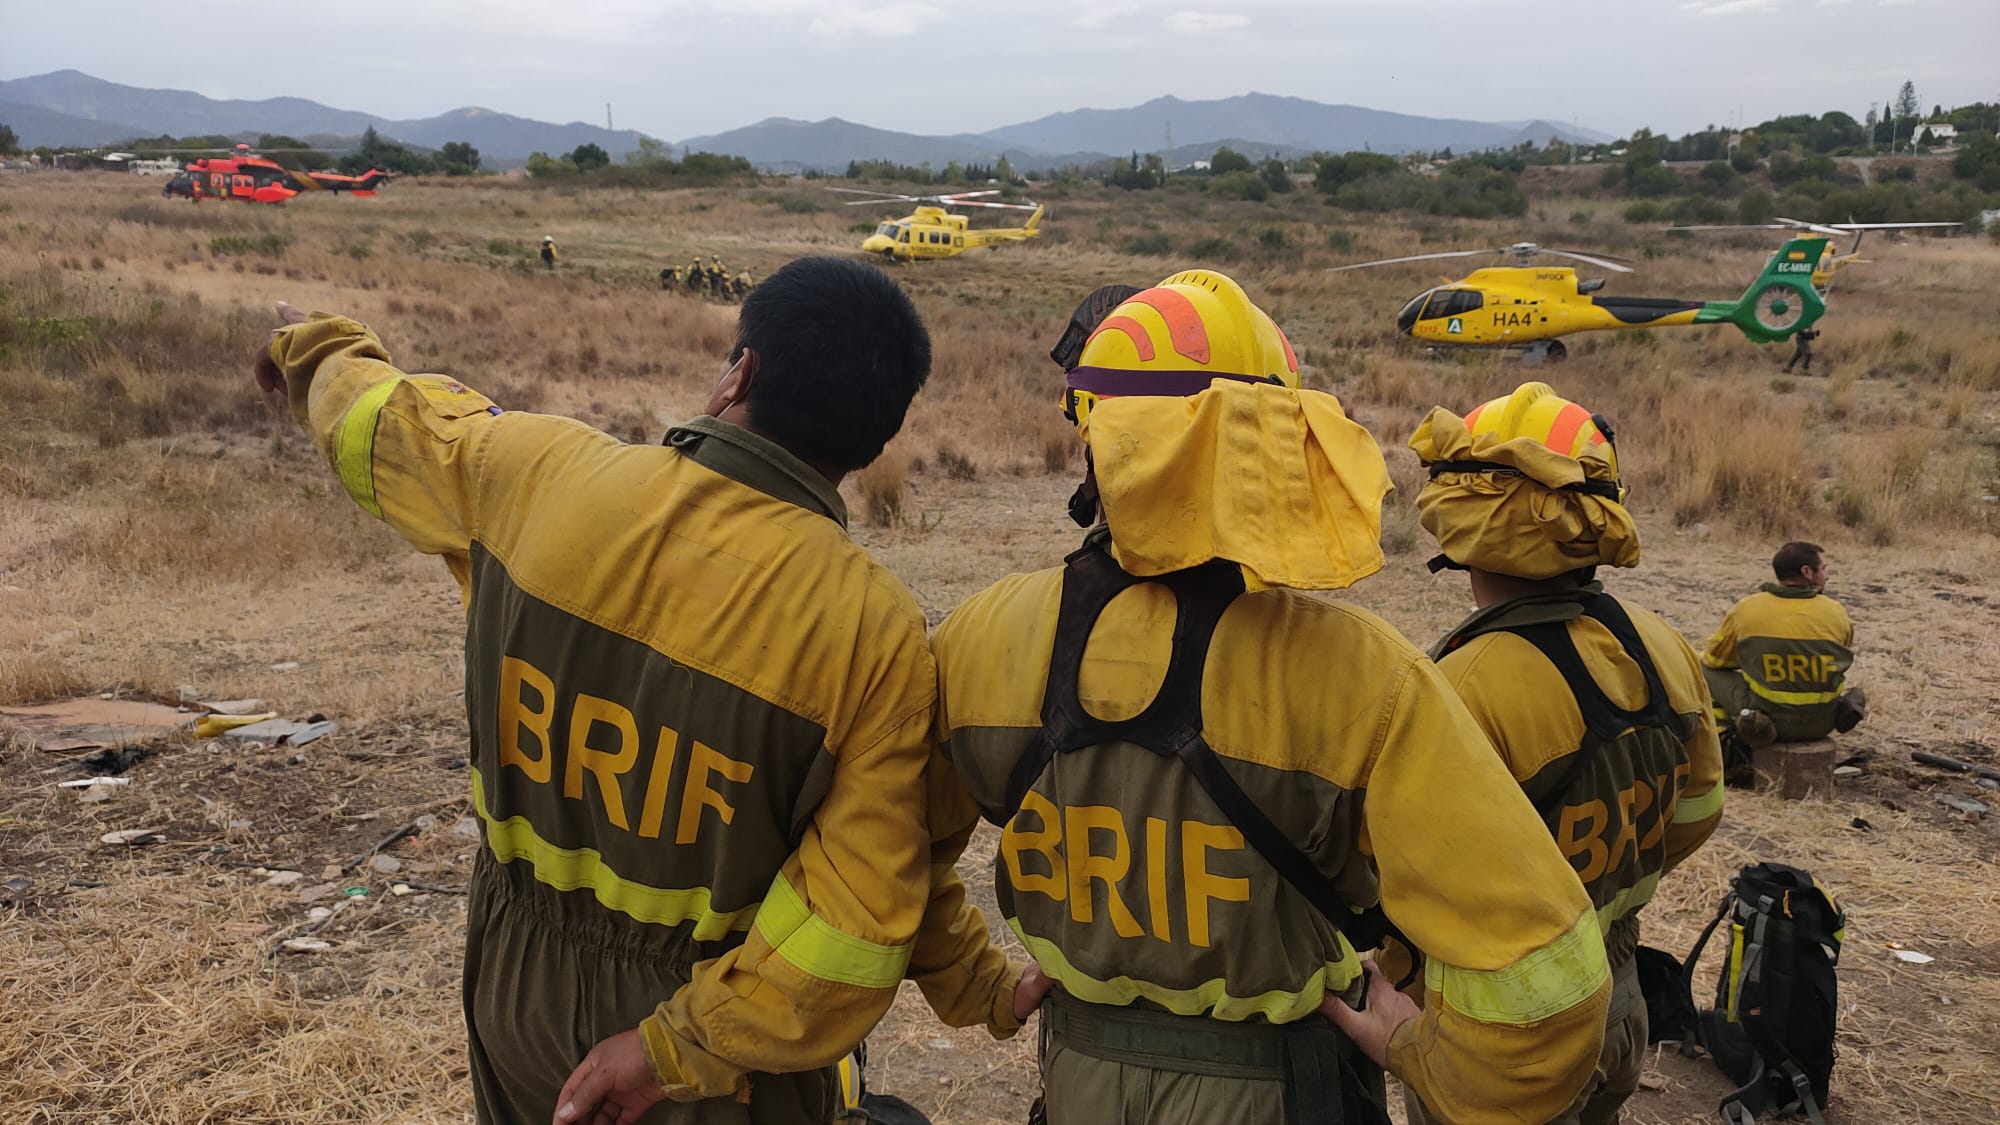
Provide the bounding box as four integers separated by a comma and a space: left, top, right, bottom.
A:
826, 187, 923, 202
1325, 249, 1500, 273
935, 190, 1003, 202
1540, 249, 1635, 273
944, 199, 1042, 211
1664, 224, 1792, 232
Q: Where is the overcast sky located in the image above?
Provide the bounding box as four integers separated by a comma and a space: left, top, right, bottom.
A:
6, 0, 1995, 142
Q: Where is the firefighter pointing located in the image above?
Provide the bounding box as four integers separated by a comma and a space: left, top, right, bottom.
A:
252, 257, 1041, 1125
1408, 382, 1724, 1125
931, 273, 1612, 1125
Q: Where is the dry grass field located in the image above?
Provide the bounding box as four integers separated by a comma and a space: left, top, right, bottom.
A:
3, 171, 1998, 1124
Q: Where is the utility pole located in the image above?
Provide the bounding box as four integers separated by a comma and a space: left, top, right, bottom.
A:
606, 103, 614, 132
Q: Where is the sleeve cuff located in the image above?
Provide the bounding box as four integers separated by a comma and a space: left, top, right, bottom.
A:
987, 959, 1029, 1040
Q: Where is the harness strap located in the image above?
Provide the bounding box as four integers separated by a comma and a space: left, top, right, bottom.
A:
1424, 459, 1622, 500
999, 543, 1400, 954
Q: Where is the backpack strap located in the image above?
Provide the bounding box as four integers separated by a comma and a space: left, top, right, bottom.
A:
1000, 543, 1400, 953
1482, 593, 1686, 817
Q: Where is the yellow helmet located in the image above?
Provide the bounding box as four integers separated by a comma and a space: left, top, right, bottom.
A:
1062, 269, 1299, 431
1460, 381, 1621, 486
1408, 381, 1638, 578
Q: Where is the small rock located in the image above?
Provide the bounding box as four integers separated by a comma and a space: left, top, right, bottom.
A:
306, 906, 333, 922
270, 661, 301, 673
369, 854, 403, 875
926, 1037, 952, 1050
1977, 778, 2000, 792
280, 938, 332, 954
78, 787, 116, 805
298, 882, 341, 903
178, 685, 200, 704
1637, 1073, 1667, 1091
1833, 766, 1862, 778
228, 819, 252, 832
3, 875, 31, 897
100, 828, 164, 846
452, 817, 481, 842
320, 864, 343, 881
1934, 793, 1990, 816
263, 870, 306, 887
1893, 949, 1935, 965
414, 814, 438, 832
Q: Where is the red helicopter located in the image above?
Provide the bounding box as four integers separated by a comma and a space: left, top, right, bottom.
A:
162, 144, 388, 204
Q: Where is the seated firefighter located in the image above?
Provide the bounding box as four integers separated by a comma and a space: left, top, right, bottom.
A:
1702, 541, 1866, 777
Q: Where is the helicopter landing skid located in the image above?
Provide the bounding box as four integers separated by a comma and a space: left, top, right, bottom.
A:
1518, 339, 1568, 366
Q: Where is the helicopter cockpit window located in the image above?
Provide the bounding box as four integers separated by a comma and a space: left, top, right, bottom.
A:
898, 227, 911, 243
1421, 289, 1484, 319
875, 223, 897, 238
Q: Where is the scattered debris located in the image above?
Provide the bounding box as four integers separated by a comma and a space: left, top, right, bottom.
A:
343, 886, 369, 898
178, 685, 200, 705
220, 717, 336, 746
100, 827, 165, 846
451, 816, 480, 842
1850, 817, 1874, 832
280, 937, 332, 954
262, 870, 306, 887
270, 662, 302, 673
1978, 779, 2000, 793
390, 882, 414, 897
341, 818, 425, 874
1637, 1073, 1668, 1091
1893, 949, 1936, 965
62, 746, 147, 775
221, 921, 271, 937
3, 875, 31, 899
58, 776, 132, 790
368, 854, 404, 875
192, 712, 279, 738
297, 882, 341, 903
1835, 751, 1871, 769
202, 699, 267, 716
1934, 793, 1990, 817
1912, 751, 2000, 783
1833, 766, 1863, 778
2, 697, 195, 753
306, 906, 333, 923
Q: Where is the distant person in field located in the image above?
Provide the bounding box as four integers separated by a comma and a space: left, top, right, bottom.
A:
540, 235, 558, 270
1783, 327, 1819, 374
251, 256, 1042, 1125
1702, 541, 1865, 782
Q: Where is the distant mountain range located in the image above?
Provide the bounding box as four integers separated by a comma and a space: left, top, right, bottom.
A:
1, 70, 1612, 171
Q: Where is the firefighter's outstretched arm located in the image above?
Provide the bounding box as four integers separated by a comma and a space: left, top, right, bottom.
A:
259, 304, 505, 582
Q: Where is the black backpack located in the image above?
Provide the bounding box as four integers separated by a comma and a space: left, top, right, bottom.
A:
1684, 862, 1845, 1125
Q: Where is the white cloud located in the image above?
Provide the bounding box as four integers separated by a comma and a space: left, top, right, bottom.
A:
1166, 10, 1250, 33
807, 3, 945, 35
1073, 2, 1143, 29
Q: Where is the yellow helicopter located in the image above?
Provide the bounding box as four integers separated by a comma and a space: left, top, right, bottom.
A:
1328, 239, 1834, 362
829, 188, 1045, 261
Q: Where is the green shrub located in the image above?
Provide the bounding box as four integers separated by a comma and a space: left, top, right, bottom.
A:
1125, 231, 1172, 255
1622, 200, 1663, 223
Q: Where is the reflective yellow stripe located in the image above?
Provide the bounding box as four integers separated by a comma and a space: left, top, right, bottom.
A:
754, 872, 912, 990
333, 377, 400, 518
1674, 782, 1724, 825
1701, 653, 1733, 670
1745, 678, 1841, 706
1425, 908, 1607, 1026
1593, 872, 1660, 931
1008, 917, 1360, 1023
470, 769, 756, 939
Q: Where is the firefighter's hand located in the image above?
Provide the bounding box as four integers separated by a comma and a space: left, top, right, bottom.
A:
553, 1028, 667, 1125
252, 301, 310, 393
1321, 959, 1419, 1069
1011, 962, 1054, 1022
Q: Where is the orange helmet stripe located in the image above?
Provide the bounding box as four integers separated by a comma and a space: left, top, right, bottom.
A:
1128, 288, 1211, 364
1464, 403, 1488, 429
1087, 315, 1157, 362
1544, 402, 1592, 458
1278, 326, 1298, 373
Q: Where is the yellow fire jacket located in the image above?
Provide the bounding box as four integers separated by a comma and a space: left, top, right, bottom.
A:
934, 537, 1613, 1125
1431, 588, 1725, 967
267, 314, 1020, 1103
1703, 583, 1855, 733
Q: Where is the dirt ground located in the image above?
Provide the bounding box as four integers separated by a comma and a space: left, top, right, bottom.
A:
3, 173, 1998, 1123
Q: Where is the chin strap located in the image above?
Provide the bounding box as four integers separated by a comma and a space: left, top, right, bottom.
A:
1426, 553, 1466, 574
1068, 453, 1099, 528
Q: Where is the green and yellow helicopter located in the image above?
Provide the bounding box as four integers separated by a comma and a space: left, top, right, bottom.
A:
1327, 238, 1835, 362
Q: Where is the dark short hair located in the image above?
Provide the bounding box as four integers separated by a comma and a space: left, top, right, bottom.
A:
733, 257, 930, 472
1773, 541, 1823, 581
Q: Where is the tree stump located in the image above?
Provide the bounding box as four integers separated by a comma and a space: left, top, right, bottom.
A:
1753, 741, 1836, 800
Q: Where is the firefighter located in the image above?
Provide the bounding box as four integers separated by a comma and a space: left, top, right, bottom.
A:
707, 255, 729, 298
660, 265, 680, 290
1407, 382, 1725, 1125
540, 235, 558, 270
1702, 541, 1865, 778
1783, 327, 1820, 374
930, 273, 1612, 1125
686, 256, 706, 293
732, 271, 755, 300
251, 257, 1040, 1125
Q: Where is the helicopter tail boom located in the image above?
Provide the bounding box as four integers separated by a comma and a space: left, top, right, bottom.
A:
1693, 235, 1828, 344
